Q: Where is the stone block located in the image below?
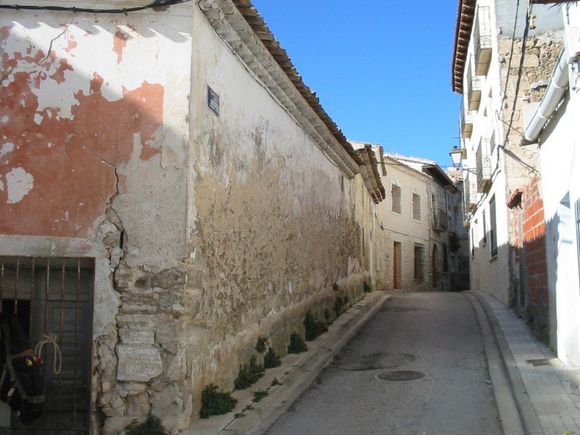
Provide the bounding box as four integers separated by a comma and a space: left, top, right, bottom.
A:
119, 328, 155, 345
117, 345, 163, 382
151, 268, 186, 289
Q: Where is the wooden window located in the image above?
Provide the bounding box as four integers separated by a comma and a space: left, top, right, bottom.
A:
414, 244, 424, 281
392, 184, 401, 214
412, 193, 421, 221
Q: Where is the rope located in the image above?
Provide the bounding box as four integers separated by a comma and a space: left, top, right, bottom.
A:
34, 334, 62, 375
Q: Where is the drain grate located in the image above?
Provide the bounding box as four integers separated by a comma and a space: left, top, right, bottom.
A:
378, 370, 425, 382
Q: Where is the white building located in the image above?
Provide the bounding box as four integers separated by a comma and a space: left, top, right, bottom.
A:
522, 1, 580, 366
451, 0, 563, 343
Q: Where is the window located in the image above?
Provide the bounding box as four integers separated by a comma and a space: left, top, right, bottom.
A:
0, 256, 94, 433
392, 184, 401, 214
414, 244, 424, 281
412, 193, 421, 221
471, 227, 475, 258
443, 244, 449, 272
490, 195, 498, 257
482, 210, 487, 245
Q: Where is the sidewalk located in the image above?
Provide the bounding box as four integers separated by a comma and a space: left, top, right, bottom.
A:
472, 291, 580, 435
184, 291, 391, 435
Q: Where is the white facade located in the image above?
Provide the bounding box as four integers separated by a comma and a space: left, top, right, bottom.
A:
532, 3, 580, 366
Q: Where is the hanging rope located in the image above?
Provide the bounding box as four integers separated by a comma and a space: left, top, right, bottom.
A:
34, 334, 62, 375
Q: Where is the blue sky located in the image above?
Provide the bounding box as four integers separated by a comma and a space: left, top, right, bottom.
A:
251, 0, 462, 167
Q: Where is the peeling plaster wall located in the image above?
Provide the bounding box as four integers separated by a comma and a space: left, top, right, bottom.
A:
180, 4, 372, 419
1, 4, 192, 433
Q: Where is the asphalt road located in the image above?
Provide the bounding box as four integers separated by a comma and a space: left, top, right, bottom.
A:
267, 292, 502, 435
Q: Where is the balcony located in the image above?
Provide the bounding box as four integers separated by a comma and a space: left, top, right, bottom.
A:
461, 106, 474, 139
474, 6, 492, 76
466, 64, 482, 111
476, 140, 492, 193
432, 207, 448, 232
463, 172, 477, 212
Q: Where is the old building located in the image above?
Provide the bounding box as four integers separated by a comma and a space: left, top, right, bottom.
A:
451, 0, 563, 341
0, 0, 384, 432
520, 1, 580, 366
366, 150, 462, 292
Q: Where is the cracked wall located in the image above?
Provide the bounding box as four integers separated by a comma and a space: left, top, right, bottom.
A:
176, 5, 375, 425
1, 5, 192, 434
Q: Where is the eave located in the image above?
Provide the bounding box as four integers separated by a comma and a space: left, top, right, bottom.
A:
452, 0, 477, 94
199, 0, 362, 177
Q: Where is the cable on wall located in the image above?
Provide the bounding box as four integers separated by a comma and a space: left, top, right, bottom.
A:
0, 0, 190, 13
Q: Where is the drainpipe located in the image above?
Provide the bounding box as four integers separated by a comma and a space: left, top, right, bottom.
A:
523, 50, 569, 143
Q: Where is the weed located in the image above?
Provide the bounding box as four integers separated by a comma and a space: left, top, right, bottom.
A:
304, 312, 328, 341
255, 336, 268, 353
199, 384, 237, 419
234, 412, 245, 419
363, 281, 372, 293
287, 332, 308, 354
271, 377, 281, 387
332, 282, 339, 292
126, 415, 167, 435
253, 390, 269, 402
264, 347, 281, 368
334, 296, 348, 317
235, 356, 265, 390
324, 309, 332, 325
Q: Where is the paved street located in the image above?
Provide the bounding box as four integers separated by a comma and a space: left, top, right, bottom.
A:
267, 292, 502, 435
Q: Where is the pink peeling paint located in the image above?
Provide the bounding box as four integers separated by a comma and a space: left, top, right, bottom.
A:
0, 28, 164, 237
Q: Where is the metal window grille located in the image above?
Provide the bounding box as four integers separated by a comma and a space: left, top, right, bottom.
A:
0, 256, 94, 435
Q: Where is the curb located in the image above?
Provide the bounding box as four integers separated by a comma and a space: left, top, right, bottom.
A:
467, 291, 541, 435
185, 291, 391, 435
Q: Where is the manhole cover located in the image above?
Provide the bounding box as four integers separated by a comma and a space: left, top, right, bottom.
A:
334, 352, 415, 371
378, 370, 425, 382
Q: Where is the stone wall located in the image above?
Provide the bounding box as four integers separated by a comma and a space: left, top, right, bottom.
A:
1, 2, 379, 434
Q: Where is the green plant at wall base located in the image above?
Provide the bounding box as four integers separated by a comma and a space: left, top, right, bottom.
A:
287, 332, 308, 354
235, 356, 265, 390
255, 336, 268, 353
332, 282, 339, 292
334, 296, 348, 317
304, 312, 328, 341
324, 309, 332, 325
363, 281, 372, 293
271, 377, 281, 387
253, 390, 269, 402
263, 347, 281, 368
126, 415, 167, 435
199, 384, 237, 419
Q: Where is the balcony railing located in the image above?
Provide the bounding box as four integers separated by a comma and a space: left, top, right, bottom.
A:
476, 140, 492, 193
432, 207, 448, 232
466, 62, 482, 111
474, 6, 492, 76
461, 106, 474, 139
463, 172, 477, 212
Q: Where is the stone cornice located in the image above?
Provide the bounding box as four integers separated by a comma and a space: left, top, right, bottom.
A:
198, 0, 360, 178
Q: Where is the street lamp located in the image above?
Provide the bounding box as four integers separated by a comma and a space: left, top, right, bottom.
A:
449, 146, 464, 169
449, 146, 477, 173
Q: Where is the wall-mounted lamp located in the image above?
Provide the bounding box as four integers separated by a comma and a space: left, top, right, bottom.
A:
449, 146, 476, 174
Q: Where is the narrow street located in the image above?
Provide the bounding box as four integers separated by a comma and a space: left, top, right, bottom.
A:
268, 293, 502, 435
